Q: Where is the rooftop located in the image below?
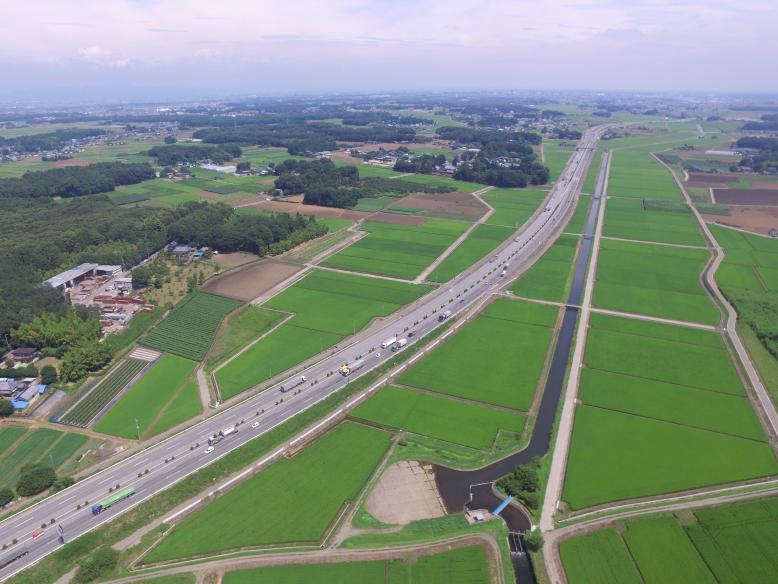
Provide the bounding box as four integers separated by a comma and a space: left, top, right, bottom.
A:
44, 263, 99, 288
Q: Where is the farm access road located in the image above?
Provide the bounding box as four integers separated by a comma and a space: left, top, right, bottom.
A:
0, 124, 608, 582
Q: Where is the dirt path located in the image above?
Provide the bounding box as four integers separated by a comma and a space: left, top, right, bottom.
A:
654, 152, 778, 439
312, 264, 417, 284
105, 533, 506, 584
415, 186, 495, 283
600, 234, 708, 250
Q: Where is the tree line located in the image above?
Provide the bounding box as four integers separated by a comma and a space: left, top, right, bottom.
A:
0, 162, 155, 199
734, 136, 778, 172
0, 128, 107, 153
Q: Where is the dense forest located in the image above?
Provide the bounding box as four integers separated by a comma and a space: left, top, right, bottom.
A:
147, 143, 242, 165
0, 128, 107, 153
273, 158, 453, 207
0, 196, 325, 379
0, 162, 155, 198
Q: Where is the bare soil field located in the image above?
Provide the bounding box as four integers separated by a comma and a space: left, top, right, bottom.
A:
687, 173, 738, 184
366, 460, 446, 525
202, 260, 303, 301
391, 191, 488, 218
369, 212, 427, 225
240, 200, 369, 220
214, 251, 258, 269
713, 189, 778, 205
704, 206, 778, 236
50, 158, 93, 168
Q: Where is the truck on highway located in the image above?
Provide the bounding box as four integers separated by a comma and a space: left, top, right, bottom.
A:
392, 338, 408, 351
438, 310, 451, 322
0, 546, 29, 570
91, 486, 135, 515
381, 336, 397, 349
208, 425, 237, 445
339, 358, 365, 376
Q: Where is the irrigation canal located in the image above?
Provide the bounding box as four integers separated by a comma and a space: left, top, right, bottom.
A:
434, 151, 609, 583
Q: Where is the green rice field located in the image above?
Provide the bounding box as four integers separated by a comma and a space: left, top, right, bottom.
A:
603, 197, 704, 246
593, 237, 719, 324
144, 423, 390, 562
482, 188, 547, 228
142, 292, 243, 361
607, 148, 680, 200
544, 139, 576, 182
563, 496, 778, 584
511, 234, 578, 301
204, 306, 286, 372
325, 219, 469, 279
710, 224, 778, 293
223, 545, 492, 584
397, 299, 558, 410
565, 195, 592, 233
0, 427, 88, 488
562, 314, 778, 510
351, 385, 525, 449
94, 354, 198, 439
428, 224, 513, 282
215, 270, 431, 399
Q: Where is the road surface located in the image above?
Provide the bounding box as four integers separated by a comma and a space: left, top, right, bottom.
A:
0, 125, 607, 582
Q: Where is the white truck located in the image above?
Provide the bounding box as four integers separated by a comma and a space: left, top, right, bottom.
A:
392, 338, 408, 352
339, 358, 365, 377
381, 336, 397, 349
438, 310, 452, 322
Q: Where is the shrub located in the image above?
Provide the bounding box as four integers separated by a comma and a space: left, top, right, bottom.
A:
0, 487, 14, 507
73, 546, 118, 583
15, 464, 56, 497
51, 476, 75, 493
0, 398, 13, 417
40, 364, 58, 385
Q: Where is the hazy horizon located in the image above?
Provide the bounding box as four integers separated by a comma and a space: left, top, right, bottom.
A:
2, 0, 777, 102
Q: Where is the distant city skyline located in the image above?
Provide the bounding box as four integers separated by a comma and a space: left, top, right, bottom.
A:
1, 0, 776, 101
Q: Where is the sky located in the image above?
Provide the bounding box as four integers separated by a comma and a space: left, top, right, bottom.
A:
1, 0, 776, 102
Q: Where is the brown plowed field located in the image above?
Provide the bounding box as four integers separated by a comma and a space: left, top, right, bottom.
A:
214, 252, 259, 269
705, 206, 778, 236
369, 212, 428, 225
202, 260, 302, 301
391, 191, 487, 218
713, 189, 778, 206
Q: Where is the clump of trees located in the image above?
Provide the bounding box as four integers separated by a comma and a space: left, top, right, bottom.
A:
0, 399, 13, 418
74, 546, 118, 583
496, 457, 542, 510
734, 137, 778, 172
273, 159, 453, 208
454, 156, 549, 188
393, 153, 446, 174
0, 128, 106, 153
0, 487, 13, 507
147, 143, 242, 165
15, 464, 56, 497
0, 162, 155, 199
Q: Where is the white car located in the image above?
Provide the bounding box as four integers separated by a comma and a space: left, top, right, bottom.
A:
251, 421, 260, 429
204, 446, 214, 454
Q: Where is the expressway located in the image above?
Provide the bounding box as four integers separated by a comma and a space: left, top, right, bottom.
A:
0, 124, 606, 581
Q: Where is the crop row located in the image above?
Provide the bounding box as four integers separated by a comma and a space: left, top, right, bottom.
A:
142, 292, 242, 361
60, 358, 148, 426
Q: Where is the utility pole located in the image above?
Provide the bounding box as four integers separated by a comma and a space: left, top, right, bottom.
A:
135, 418, 140, 442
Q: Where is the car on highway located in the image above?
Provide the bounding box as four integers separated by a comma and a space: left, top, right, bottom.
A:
251, 421, 260, 429
204, 446, 214, 454
408, 331, 415, 338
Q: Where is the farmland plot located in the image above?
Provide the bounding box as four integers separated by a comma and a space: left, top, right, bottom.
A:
94, 354, 198, 439
325, 219, 469, 279
144, 423, 390, 562
215, 270, 430, 399
603, 197, 704, 246
607, 149, 680, 200
563, 314, 778, 510
141, 292, 242, 361
429, 224, 513, 282
397, 300, 558, 410
593, 238, 719, 324
560, 528, 641, 584
511, 234, 578, 302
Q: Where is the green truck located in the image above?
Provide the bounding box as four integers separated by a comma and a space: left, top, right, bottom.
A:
91, 486, 135, 515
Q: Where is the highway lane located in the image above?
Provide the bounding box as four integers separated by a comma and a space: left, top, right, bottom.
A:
0, 125, 606, 581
